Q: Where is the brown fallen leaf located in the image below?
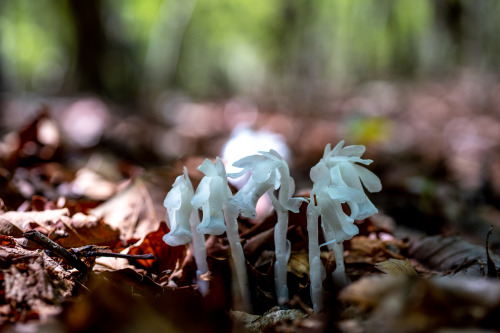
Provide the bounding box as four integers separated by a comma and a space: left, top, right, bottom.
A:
409, 234, 500, 277
345, 236, 407, 265
50, 212, 119, 248
0, 208, 120, 248
375, 258, 418, 276
288, 251, 309, 281
128, 221, 186, 275
90, 174, 167, 242
0, 208, 70, 232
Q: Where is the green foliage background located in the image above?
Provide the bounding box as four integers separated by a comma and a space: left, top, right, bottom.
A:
1, 0, 499, 102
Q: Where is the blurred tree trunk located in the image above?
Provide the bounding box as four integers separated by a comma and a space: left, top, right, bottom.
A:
68, 0, 106, 95
434, 0, 464, 66
68, 0, 138, 104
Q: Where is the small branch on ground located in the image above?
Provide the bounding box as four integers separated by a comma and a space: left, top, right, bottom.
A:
23, 230, 92, 275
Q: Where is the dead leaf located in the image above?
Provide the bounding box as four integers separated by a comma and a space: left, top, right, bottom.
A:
128, 221, 185, 274
90, 175, 165, 242
50, 212, 120, 248
375, 259, 418, 276
346, 236, 407, 265
288, 251, 310, 281
0, 208, 120, 248
0, 208, 70, 232
409, 235, 500, 277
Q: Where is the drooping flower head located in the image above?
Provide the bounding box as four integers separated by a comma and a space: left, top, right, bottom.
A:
163, 167, 194, 246
309, 141, 382, 243
325, 140, 382, 219
229, 149, 303, 218
191, 157, 232, 235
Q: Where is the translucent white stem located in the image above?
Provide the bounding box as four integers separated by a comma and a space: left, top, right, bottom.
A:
189, 209, 209, 296
307, 203, 324, 313
331, 241, 350, 287
270, 191, 289, 305
224, 203, 252, 313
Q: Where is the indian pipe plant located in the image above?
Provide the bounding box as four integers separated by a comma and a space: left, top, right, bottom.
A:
162, 141, 381, 313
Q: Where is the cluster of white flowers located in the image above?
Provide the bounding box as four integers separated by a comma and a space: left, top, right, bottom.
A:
307, 141, 381, 312
162, 141, 381, 313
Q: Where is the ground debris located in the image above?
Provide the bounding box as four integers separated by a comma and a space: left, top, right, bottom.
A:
339, 274, 500, 333
231, 306, 307, 333
0, 242, 74, 327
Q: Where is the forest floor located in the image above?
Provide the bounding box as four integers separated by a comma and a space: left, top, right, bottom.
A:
2, 73, 500, 332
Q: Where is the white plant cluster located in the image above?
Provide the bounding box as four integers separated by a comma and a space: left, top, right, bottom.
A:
307, 141, 381, 312
162, 141, 381, 314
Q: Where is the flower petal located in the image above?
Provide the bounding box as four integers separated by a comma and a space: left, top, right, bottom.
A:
337, 162, 363, 191
353, 199, 378, 220
191, 177, 212, 209
326, 185, 365, 203
163, 228, 192, 246
353, 164, 382, 193
338, 144, 365, 157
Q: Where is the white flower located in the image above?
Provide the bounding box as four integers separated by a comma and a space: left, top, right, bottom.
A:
191, 157, 232, 235
163, 167, 194, 246
317, 185, 365, 243
322, 141, 382, 220
229, 149, 303, 218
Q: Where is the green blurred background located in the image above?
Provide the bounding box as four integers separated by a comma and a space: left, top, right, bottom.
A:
1, 0, 499, 107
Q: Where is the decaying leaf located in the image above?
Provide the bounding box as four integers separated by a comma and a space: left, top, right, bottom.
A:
346, 236, 407, 265
375, 258, 418, 276
51, 212, 120, 248
287, 251, 310, 281
409, 235, 500, 277
0, 209, 70, 232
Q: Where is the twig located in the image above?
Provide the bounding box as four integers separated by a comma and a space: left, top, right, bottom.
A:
76, 252, 156, 260
486, 226, 497, 278
23, 230, 92, 274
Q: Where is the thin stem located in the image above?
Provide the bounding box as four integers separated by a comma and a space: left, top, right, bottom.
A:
306, 203, 324, 313
331, 241, 350, 287
189, 208, 210, 296
224, 203, 252, 313
270, 191, 289, 305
